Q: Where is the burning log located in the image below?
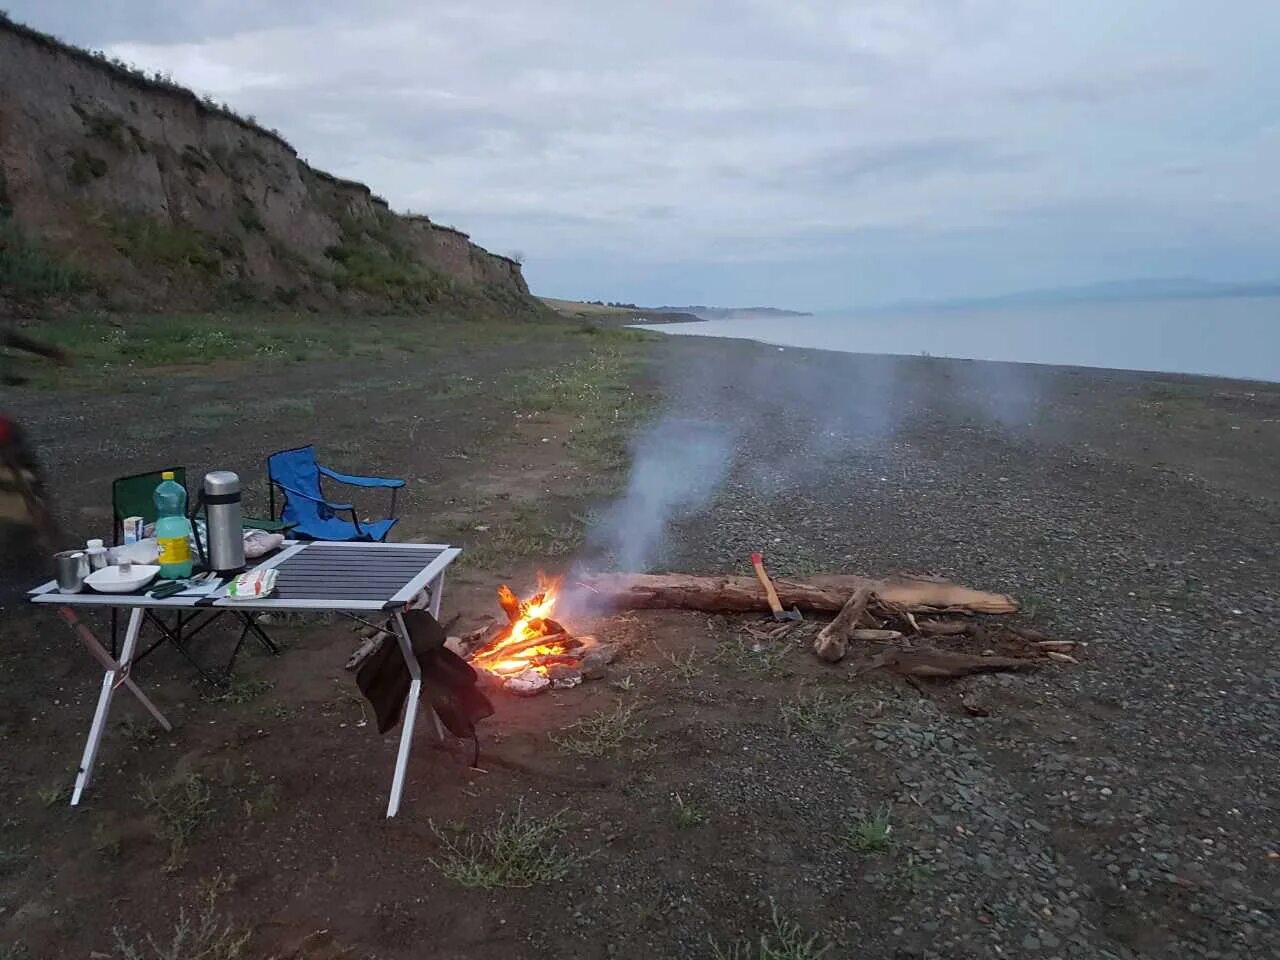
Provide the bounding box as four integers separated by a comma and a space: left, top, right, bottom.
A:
575, 573, 1017, 616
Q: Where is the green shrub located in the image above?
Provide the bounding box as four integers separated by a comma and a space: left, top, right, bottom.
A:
105, 214, 222, 272
0, 220, 88, 296
68, 149, 108, 185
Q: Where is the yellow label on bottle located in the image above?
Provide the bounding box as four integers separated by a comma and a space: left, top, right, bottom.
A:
157, 536, 191, 565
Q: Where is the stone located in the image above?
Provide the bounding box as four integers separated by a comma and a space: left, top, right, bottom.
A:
505, 669, 550, 697
581, 643, 619, 679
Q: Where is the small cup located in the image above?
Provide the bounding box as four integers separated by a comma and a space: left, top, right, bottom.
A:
55, 550, 88, 594
118, 559, 133, 576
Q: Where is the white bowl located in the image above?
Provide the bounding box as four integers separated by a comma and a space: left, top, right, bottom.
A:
85, 564, 160, 593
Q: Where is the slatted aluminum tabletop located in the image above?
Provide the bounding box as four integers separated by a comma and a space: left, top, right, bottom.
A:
28, 541, 461, 612
227, 541, 459, 610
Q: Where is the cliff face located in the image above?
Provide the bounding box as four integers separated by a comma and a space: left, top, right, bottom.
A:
0, 17, 528, 309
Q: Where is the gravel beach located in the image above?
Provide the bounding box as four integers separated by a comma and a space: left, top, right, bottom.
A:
629, 334, 1280, 959
2, 328, 1277, 959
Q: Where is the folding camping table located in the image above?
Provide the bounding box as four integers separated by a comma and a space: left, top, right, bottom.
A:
28, 541, 460, 818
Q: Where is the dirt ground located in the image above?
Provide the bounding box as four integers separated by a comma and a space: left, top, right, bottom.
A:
2, 324, 1278, 959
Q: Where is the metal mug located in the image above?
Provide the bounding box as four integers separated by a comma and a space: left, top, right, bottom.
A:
54, 550, 89, 594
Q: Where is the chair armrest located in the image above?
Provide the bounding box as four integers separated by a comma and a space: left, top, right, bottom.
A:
318, 465, 405, 489
271, 479, 354, 512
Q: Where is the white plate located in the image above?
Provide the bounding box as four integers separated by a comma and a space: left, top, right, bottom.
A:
85, 564, 160, 593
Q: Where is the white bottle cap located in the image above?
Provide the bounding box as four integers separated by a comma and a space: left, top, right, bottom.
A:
87, 538, 104, 550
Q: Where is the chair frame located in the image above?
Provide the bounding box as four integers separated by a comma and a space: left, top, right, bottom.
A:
266, 445, 402, 542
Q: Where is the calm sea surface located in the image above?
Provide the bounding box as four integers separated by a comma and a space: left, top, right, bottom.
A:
634, 296, 1280, 382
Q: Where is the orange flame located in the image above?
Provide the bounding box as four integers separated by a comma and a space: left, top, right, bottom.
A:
470, 574, 568, 677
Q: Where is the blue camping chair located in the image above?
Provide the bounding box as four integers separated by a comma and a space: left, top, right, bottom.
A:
267, 445, 405, 542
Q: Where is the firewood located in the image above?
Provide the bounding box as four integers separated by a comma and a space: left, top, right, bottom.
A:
575, 573, 1017, 616
918, 620, 970, 637
1033, 640, 1077, 653
473, 631, 576, 663
860, 647, 1038, 679
814, 586, 873, 663
344, 633, 384, 672
1044, 650, 1079, 664
850, 629, 904, 641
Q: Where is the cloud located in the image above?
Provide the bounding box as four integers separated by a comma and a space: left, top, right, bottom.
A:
5, 0, 1278, 306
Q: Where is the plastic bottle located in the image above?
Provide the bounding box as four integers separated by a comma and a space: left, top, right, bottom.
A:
154, 471, 193, 579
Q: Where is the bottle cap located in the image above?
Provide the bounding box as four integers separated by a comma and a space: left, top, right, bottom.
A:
162, 471, 174, 480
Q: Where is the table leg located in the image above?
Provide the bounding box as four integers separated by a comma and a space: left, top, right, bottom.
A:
386, 611, 420, 818
427, 572, 444, 619
71, 606, 144, 806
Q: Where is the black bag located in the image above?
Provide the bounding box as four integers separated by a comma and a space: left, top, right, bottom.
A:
355, 610, 493, 759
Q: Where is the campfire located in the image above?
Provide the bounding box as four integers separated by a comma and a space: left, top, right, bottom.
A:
466, 575, 611, 696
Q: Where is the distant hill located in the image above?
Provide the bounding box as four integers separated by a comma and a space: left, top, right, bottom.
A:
656, 305, 812, 319
891, 278, 1280, 312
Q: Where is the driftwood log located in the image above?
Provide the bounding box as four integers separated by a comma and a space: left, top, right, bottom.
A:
574, 573, 1017, 616
813, 585, 874, 663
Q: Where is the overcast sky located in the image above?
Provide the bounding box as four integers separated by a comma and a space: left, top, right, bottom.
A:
11, 1, 1279, 309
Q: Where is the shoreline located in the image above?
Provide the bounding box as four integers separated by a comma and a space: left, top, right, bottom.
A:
633, 323, 1280, 387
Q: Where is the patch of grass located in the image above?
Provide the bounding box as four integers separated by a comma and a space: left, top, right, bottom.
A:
78, 107, 128, 148
714, 634, 794, 674
201, 675, 273, 705
324, 214, 450, 304
35, 783, 70, 807
255, 397, 315, 417
68, 148, 109, 184
0, 943, 32, 960
779, 690, 850, 736
120, 715, 160, 748
103, 212, 222, 272
0, 219, 89, 297
243, 782, 283, 820
139, 773, 212, 871
92, 821, 123, 858
429, 808, 572, 889
843, 808, 894, 853
185, 402, 238, 429
659, 645, 703, 682
460, 501, 580, 570
550, 702, 643, 758
236, 203, 264, 233
710, 902, 833, 960
894, 855, 935, 895
112, 873, 249, 960
0, 845, 28, 876
672, 794, 707, 829
609, 674, 637, 693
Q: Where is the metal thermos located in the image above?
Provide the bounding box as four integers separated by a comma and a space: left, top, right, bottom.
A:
203, 471, 245, 574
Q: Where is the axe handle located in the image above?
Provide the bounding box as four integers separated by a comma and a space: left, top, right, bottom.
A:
751, 552, 785, 614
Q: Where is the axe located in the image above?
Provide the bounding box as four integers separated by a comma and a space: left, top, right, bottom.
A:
751, 552, 802, 622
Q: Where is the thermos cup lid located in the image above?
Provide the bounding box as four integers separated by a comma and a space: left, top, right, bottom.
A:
203, 470, 241, 496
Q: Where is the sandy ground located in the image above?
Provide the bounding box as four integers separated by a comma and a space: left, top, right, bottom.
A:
1, 328, 1278, 959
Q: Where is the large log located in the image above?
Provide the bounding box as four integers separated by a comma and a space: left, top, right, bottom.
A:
573, 573, 1017, 616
